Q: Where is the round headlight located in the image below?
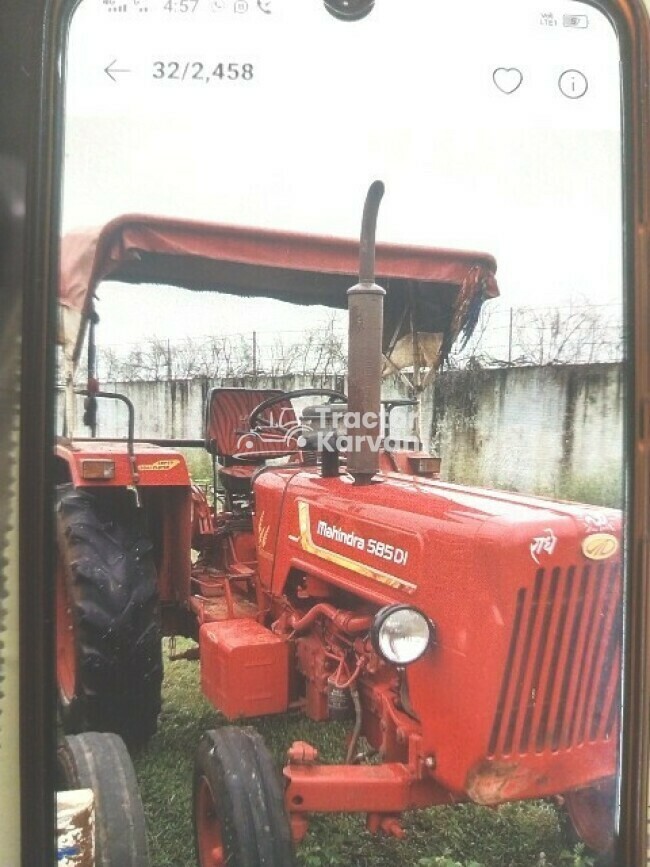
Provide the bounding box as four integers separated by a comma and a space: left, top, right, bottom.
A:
371, 605, 434, 665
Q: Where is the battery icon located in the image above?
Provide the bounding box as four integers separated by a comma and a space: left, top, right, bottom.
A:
563, 14, 589, 28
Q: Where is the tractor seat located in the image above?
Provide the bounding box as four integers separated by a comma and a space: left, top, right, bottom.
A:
205, 387, 299, 464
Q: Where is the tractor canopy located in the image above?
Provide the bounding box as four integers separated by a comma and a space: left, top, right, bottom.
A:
58, 214, 499, 378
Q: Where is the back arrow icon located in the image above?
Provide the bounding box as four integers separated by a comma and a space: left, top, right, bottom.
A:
104, 59, 131, 81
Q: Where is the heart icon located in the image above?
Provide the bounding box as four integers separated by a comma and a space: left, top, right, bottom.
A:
493, 67, 523, 95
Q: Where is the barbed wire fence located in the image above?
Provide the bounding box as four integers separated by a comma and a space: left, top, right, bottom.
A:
96, 316, 349, 381
95, 302, 623, 382
452, 301, 623, 369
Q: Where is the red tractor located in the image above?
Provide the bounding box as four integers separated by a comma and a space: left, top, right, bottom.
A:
55, 184, 622, 865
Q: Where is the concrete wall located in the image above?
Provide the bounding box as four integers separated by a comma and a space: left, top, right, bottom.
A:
427, 364, 623, 504
61, 363, 624, 505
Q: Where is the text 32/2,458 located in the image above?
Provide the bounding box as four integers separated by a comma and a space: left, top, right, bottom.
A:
152, 61, 255, 81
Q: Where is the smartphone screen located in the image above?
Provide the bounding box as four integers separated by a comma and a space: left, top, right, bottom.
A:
55, 1, 627, 865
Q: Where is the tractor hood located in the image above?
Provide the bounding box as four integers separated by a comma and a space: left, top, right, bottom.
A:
255, 467, 622, 798
58, 214, 499, 371
256, 467, 622, 608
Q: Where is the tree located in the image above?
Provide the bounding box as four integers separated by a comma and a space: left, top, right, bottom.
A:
511, 299, 622, 365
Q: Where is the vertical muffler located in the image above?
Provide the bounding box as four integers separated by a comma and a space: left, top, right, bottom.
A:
347, 181, 385, 485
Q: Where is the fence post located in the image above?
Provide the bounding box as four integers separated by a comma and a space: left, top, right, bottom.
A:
508, 307, 514, 365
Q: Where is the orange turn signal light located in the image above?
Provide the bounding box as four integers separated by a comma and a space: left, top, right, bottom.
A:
80, 459, 115, 480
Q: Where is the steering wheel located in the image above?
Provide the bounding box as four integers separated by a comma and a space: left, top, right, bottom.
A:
248, 388, 348, 436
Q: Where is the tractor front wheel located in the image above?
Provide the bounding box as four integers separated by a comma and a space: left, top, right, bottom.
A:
56, 484, 163, 746
193, 727, 295, 867
563, 780, 615, 864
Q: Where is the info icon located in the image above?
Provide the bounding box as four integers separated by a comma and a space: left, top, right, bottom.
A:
559, 69, 588, 99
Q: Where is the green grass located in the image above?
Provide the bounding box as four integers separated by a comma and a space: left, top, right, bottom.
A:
178, 448, 213, 488
132, 640, 592, 867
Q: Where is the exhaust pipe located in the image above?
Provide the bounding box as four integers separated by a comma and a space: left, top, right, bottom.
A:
347, 181, 385, 485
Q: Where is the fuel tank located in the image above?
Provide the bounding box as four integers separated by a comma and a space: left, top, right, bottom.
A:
254, 466, 622, 800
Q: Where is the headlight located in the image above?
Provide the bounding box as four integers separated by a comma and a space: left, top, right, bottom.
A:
371, 605, 435, 665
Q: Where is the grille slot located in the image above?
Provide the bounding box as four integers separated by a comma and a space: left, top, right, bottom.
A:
488, 562, 621, 758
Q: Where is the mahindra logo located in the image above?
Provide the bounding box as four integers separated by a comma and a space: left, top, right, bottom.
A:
582, 533, 619, 561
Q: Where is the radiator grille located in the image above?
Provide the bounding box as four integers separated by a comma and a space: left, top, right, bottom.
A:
488, 562, 621, 758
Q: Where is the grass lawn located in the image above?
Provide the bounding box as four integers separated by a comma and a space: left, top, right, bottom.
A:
132, 640, 594, 867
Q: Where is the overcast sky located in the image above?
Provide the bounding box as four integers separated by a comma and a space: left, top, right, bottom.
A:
62, 0, 623, 347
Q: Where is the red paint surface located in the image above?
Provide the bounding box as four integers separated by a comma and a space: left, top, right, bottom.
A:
56, 440, 191, 487
253, 467, 621, 799
199, 619, 289, 719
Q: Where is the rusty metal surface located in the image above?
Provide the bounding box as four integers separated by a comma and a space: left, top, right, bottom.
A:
466, 760, 539, 807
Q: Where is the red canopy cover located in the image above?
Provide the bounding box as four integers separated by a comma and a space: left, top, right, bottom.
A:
59, 214, 499, 366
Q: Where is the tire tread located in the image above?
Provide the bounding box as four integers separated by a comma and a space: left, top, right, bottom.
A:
56, 483, 162, 744
193, 727, 295, 867
57, 732, 150, 867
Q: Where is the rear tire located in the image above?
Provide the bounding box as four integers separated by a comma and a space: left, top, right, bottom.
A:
56, 484, 162, 746
57, 732, 151, 867
193, 726, 295, 867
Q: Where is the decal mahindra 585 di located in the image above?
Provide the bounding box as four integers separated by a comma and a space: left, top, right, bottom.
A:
54, 185, 622, 866
298, 502, 416, 587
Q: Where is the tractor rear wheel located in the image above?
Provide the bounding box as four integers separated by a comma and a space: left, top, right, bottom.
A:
56, 484, 162, 745
193, 727, 295, 867
57, 732, 151, 867
563, 780, 615, 864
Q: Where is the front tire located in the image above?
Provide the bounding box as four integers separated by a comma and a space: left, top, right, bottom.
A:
56, 484, 162, 745
57, 732, 151, 867
193, 727, 295, 867
563, 780, 615, 865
